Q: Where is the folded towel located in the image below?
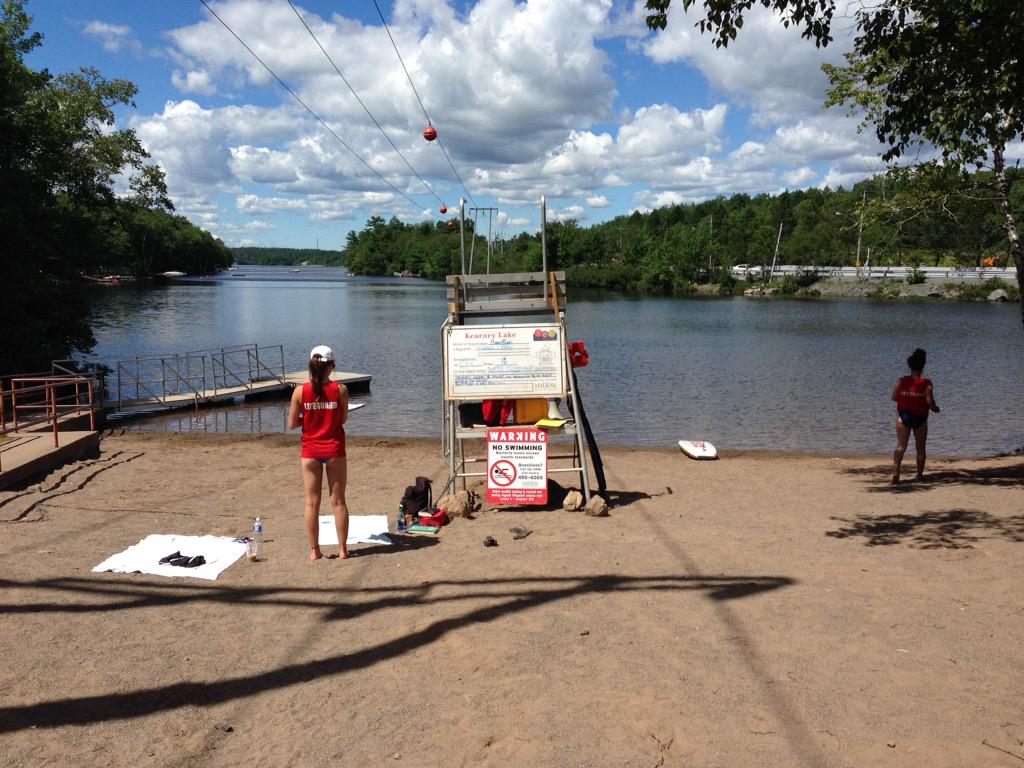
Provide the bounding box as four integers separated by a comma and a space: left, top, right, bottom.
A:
317, 515, 392, 546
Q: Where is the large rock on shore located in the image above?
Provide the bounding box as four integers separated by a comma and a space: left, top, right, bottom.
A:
988, 288, 1010, 302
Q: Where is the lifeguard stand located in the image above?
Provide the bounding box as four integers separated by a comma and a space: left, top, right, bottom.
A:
441, 196, 596, 502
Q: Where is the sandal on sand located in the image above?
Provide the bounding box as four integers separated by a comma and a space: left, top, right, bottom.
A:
159, 551, 182, 564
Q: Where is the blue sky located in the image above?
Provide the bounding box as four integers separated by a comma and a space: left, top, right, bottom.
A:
24, 0, 881, 249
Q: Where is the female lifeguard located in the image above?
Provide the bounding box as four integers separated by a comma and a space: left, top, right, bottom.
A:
890, 348, 940, 484
288, 345, 350, 559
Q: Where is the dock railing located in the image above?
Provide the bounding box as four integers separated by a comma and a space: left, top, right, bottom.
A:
113, 343, 286, 410
0, 376, 95, 472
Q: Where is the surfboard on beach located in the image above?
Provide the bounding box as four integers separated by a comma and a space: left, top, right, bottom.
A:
678, 440, 717, 460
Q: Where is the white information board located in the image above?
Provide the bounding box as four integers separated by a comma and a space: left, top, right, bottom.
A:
444, 324, 565, 400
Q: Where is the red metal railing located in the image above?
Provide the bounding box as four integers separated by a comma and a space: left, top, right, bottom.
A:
0, 376, 95, 473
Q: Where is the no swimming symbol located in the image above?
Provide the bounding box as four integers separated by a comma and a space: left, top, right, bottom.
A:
490, 460, 516, 486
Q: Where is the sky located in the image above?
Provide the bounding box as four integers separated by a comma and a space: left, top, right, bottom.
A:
24, 0, 890, 249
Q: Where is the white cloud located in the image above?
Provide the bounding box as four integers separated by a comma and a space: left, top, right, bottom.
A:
171, 69, 217, 96
783, 167, 817, 187
118, 0, 893, 240
643, 5, 851, 125
236, 194, 308, 214
616, 103, 726, 159
83, 20, 142, 55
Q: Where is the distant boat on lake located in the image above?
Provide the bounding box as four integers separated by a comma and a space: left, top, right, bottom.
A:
82, 274, 120, 285
161, 271, 185, 278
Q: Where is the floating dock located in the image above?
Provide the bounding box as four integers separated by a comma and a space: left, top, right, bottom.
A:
113, 371, 371, 416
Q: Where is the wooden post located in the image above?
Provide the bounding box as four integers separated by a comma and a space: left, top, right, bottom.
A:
50, 383, 59, 448
87, 378, 95, 431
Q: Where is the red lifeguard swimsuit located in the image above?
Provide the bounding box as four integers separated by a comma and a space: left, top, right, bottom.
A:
300, 381, 346, 459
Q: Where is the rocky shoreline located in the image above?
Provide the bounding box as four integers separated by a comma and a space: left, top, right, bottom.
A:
694, 277, 1019, 302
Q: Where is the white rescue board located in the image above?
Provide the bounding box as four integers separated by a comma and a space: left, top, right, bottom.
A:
678, 439, 717, 460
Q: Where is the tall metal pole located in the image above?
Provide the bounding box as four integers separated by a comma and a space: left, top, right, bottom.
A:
541, 195, 548, 303
707, 214, 713, 278
770, 222, 783, 279
459, 198, 466, 275
486, 209, 494, 274
855, 190, 865, 268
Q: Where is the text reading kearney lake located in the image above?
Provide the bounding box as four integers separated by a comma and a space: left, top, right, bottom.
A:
86, 265, 1024, 457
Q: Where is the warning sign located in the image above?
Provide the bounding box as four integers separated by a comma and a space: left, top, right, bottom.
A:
486, 428, 548, 505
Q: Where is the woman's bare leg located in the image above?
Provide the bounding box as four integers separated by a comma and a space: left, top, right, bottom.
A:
325, 457, 350, 559
302, 458, 325, 560
913, 422, 929, 480
893, 418, 911, 484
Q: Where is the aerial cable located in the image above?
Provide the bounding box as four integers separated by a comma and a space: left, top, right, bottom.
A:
370, 0, 477, 207
199, 0, 429, 214
285, 0, 448, 211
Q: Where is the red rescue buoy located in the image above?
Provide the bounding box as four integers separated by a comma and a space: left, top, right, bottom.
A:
440, 205, 447, 214
423, 124, 437, 141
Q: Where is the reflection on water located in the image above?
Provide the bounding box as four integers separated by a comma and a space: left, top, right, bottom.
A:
86, 265, 1024, 457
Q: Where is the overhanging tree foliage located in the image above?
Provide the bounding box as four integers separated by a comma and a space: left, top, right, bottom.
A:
644, 0, 1024, 327
0, 1, 230, 374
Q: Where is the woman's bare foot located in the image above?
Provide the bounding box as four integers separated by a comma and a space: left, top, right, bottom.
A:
338, 549, 350, 560
310, 546, 323, 561
891, 474, 900, 485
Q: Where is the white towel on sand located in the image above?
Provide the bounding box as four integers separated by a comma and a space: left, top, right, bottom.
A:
92, 534, 246, 581
318, 515, 392, 546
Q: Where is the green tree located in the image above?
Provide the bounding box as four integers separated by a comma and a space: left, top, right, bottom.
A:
644, 0, 1024, 326
0, 0, 202, 373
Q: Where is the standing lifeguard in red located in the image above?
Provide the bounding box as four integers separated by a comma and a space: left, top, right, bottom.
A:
288, 345, 350, 559
890, 347, 940, 484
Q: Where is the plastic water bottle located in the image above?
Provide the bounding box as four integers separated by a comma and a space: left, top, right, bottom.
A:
253, 518, 263, 551
396, 506, 407, 534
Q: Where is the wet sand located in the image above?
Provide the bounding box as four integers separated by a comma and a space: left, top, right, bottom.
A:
1, 431, 1022, 767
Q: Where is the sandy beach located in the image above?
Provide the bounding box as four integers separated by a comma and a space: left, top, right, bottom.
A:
1, 431, 1022, 767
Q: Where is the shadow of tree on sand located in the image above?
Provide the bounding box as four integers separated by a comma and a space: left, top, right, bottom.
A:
839, 461, 1024, 494
0, 572, 795, 734
826, 508, 1024, 549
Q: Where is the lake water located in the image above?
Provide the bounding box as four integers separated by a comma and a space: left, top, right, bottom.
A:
84, 265, 1024, 457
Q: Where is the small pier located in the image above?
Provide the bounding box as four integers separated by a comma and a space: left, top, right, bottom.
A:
108, 344, 370, 417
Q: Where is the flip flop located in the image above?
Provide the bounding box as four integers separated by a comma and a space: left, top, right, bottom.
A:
159, 551, 182, 564
167, 556, 191, 567
180, 555, 206, 568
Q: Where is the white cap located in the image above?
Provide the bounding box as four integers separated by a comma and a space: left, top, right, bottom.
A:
309, 345, 334, 362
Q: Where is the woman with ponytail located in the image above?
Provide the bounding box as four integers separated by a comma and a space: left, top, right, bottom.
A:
288, 345, 350, 559
890, 347, 940, 484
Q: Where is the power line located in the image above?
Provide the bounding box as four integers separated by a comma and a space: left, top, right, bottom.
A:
199, 0, 429, 214
370, 0, 477, 207
285, 0, 447, 209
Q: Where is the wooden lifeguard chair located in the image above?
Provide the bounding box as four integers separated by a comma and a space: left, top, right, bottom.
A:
440, 196, 600, 502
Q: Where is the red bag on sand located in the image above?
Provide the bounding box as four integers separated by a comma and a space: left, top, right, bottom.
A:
418, 507, 449, 526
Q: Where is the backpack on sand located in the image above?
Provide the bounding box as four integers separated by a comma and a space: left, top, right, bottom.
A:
400, 476, 432, 517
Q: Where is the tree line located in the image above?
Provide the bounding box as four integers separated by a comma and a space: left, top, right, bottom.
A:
0, 1, 230, 375
230, 247, 345, 266
341, 172, 1022, 294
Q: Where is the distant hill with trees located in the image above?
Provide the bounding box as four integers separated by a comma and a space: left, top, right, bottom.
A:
229, 247, 345, 266
341, 173, 1021, 294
